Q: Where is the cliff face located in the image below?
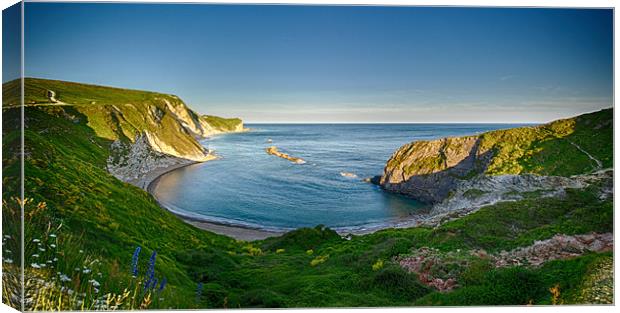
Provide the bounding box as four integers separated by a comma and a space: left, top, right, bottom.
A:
12, 78, 245, 184
380, 109, 613, 205
380, 136, 488, 203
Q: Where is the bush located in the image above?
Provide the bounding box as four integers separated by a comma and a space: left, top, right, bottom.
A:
373, 265, 431, 300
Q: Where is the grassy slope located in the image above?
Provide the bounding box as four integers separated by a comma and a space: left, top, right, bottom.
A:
479, 108, 613, 176
202, 115, 243, 131
2, 80, 613, 308
389, 109, 612, 178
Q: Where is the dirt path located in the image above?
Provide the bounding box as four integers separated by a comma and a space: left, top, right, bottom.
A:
47, 90, 65, 104
568, 140, 603, 170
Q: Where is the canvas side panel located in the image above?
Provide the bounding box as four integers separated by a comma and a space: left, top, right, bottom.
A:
2, 1, 24, 312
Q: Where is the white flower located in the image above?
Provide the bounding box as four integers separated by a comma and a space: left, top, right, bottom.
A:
82, 268, 91, 274
79, 250, 84, 253
49, 234, 57, 238
4, 235, 11, 239
32, 239, 40, 243
5, 250, 11, 253
4, 258, 13, 264
53, 258, 58, 262
88, 279, 100, 287
38, 248, 46, 252
50, 244, 56, 248
59, 274, 71, 282
31, 263, 41, 268
32, 254, 39, 258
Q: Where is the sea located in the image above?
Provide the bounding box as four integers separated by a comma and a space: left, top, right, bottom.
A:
151, 124, 524, 232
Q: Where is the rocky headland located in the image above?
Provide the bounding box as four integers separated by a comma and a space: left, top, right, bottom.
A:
10, 79, 247, 188
379, 108, 613, 220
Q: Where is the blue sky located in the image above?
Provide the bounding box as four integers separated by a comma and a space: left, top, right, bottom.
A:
21, 3, 613, 123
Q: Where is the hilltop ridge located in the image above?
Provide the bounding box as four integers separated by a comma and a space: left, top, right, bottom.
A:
380, 108, 613, 215
3, 78, 246, 184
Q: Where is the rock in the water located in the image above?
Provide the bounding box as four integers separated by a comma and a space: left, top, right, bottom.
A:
265, 146, 305, 164
363, 175, 382, 185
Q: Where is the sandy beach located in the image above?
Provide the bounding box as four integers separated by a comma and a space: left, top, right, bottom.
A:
144, 158, 287, 241
142, 153, 423, 241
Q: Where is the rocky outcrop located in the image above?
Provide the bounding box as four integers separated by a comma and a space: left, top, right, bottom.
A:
493, 232, 613, 267
17, 78, 247, 186
265, 146, 306, 164
380, 109, 612, 206
380, 136, 488, 203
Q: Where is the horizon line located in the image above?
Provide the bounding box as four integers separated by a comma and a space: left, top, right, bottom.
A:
244, 121, 540, 125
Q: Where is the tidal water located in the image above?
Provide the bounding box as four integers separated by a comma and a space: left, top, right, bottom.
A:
151, 124, 522, 231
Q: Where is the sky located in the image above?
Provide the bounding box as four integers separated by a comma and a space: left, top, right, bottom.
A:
17, 3, 614, 123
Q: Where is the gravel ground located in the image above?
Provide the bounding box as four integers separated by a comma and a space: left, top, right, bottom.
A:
574, 256, 614, 304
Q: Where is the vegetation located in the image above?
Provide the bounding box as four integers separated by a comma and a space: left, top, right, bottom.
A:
387, 108, 612, 178
479, 109, 613, 176
2, 79, 613, 309
201, 115, 243, 132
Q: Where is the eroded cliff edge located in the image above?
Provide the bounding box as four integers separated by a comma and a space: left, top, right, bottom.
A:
380, 108, 613, 217
7, 78, 246, 186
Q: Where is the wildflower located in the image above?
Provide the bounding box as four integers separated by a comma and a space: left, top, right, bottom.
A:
32, 239, 40, 243
38, 247, 46, 252
131, 246, 141, 277
32, 254, 39, 258
49, 234, 56, 238
5, 250, 11, 253
79, 250, 84, 253
196, 282, 203, 301
144, 250, 157, 290
53, 257, 58, 262
4, 235, 11, 239
4, 258, 12, 264
59, 274, 71, 282
159, 277, 167, 292
151, 278, 159, 290
31, 263, 41, 268
50, 244, 56, 248
89, 279, 100, 287
83, 268, 92, 274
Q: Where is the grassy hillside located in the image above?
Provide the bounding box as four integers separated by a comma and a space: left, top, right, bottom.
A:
479, 109, 613, 176
202, 115, 243, 132
2, 80, 613, 309
387, 109, 612, 179
3, 78, 243, 162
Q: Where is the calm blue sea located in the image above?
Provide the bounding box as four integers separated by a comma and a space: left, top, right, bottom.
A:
151, 124, 524, 231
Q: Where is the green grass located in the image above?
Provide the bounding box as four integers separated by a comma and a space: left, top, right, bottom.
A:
479, 109, 612, 176
388, 108, 612, 178
202, 115, 243, 132
2, 79, 613, 308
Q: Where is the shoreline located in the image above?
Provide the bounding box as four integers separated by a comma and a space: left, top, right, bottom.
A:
145, 156, 429, 241
143, 132, 425, 241
146, 162, 288, 241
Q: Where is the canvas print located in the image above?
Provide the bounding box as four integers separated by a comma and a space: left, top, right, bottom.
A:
1, 2, 614, 311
